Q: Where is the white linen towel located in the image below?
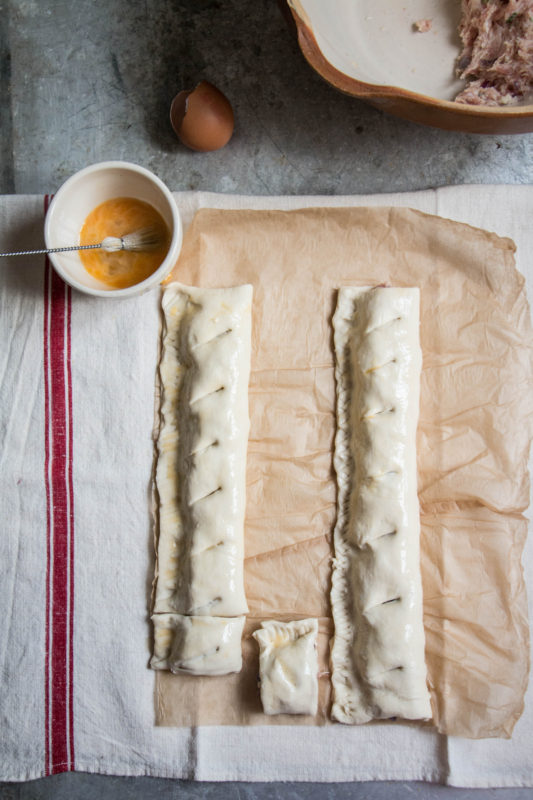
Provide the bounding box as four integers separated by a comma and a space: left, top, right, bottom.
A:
0, 187, 531, 785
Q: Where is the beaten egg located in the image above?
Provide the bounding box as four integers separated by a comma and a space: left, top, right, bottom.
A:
79, 197, 171, 289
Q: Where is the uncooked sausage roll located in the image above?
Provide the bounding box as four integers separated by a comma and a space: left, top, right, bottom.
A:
151, 613, 246, 676
253, 619, 319, 716
330, 286, 431, 724
151, 282, 252, 675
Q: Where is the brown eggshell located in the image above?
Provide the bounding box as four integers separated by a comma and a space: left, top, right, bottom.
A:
170, 80, 234, 152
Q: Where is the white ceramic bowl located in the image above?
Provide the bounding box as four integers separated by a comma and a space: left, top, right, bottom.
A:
44, 161, 183, 297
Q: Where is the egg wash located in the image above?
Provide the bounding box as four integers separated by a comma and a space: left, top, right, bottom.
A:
79, 197, 171, 289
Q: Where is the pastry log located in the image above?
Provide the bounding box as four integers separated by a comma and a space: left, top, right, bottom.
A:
330, 286, 432, 724
151, 282, 252, 675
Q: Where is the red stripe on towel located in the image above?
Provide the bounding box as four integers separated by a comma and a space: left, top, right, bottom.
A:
66, 287, 75, 771
43, 198, 51, 776
43, 194, 75, 774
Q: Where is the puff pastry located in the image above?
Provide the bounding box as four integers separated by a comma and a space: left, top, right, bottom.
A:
151, 613, 246, 675
151, 282, 252, 675
253, 619, 319, 716
330, 286, 431, 724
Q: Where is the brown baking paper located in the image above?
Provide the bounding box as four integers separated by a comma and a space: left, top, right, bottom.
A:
154, 206, 533, 738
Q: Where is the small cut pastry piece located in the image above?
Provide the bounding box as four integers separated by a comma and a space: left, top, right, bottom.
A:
330, 287, 431, 725
153, 282, 252, 618
253, 619, 319, 716
151, 613, 246, 676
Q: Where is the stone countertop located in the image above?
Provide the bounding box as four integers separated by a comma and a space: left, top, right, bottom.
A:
1, 776, 533, 800
0, 1, 531, 797
2, 0, 533, 197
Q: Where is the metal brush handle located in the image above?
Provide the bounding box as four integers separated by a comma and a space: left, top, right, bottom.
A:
0, 227, 161, 258
0, 228, 160, 257
0, 243, 105, 257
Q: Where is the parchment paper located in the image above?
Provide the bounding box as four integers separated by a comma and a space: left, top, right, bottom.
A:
154, 206, 533, 739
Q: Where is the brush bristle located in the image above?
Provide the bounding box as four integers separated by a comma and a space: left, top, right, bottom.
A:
100, 227, 162, 253
121, 227, 161, 251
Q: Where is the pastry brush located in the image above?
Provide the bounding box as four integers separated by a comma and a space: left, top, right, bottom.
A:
0, 227, 161, 257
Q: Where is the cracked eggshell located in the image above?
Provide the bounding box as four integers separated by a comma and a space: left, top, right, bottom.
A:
170, 80, 235, 152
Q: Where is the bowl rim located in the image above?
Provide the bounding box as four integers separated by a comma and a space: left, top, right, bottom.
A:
288, 1, 533, 121
44, 160, 183, 298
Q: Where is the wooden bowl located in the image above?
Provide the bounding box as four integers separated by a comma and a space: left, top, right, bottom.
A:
285, 0, 533, 134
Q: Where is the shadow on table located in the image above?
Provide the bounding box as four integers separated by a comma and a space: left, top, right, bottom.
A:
1, 213, 49, 301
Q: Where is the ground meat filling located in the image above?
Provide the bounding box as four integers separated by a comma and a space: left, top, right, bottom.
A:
454, 0, 533, 105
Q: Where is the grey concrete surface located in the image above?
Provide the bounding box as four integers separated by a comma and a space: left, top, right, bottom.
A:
1, 0, 533, 197
1, 0, 532, 797
1, 778, 533, 800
